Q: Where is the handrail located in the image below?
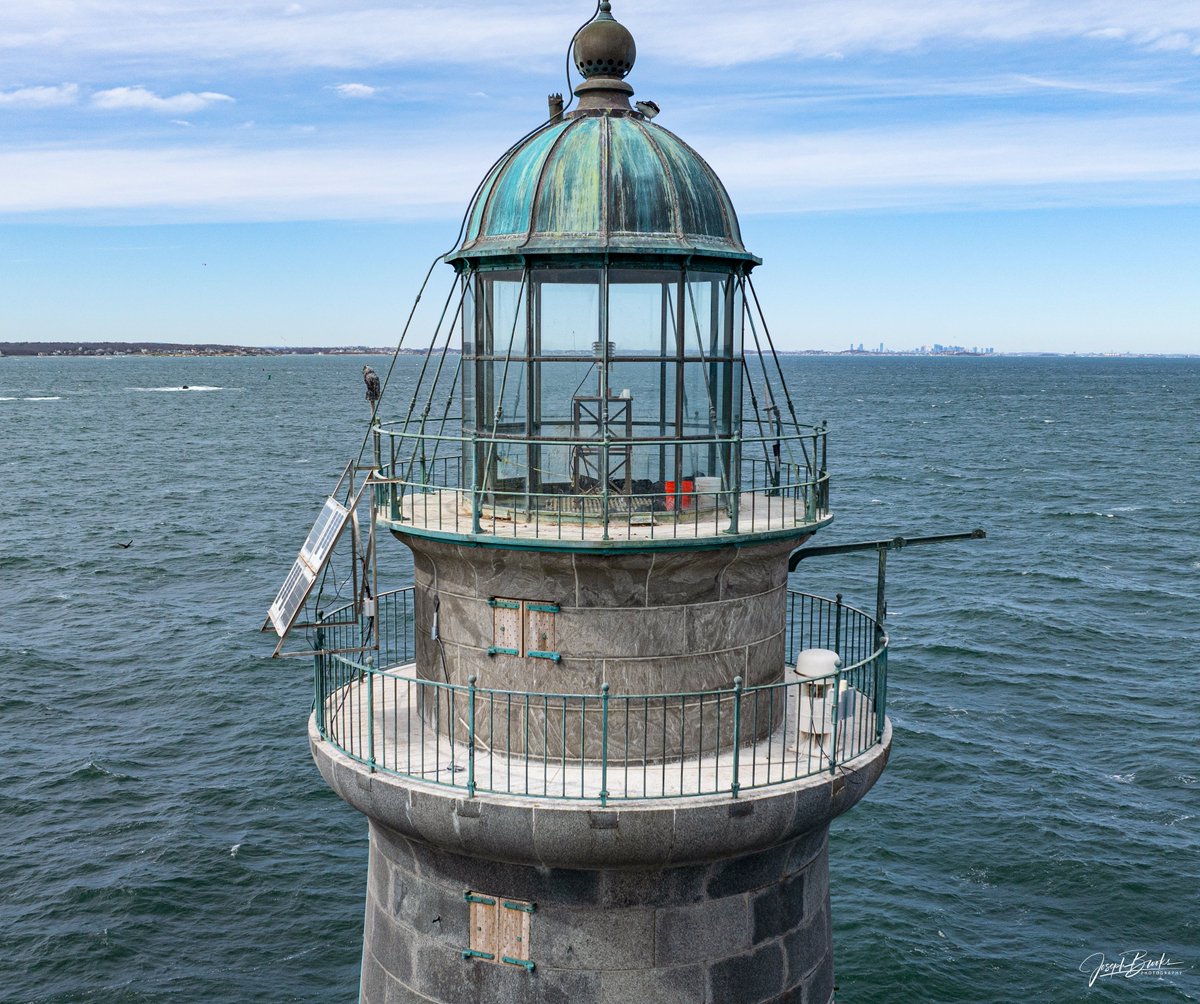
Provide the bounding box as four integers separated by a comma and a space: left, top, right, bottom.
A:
373, 427, 826, 448
367, 418, 831, 541
312, 589, 888, 802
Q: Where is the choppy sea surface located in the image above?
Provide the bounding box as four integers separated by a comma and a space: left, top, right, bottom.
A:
1, 354, 1197, 1004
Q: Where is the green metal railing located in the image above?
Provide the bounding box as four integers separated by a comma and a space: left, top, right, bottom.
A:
370, 424, 831, 543
312, 589, 887, 803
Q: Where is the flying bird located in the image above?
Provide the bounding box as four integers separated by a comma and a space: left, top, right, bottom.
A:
363, 365, 382, 407
635, 99, 660, 120
116, 540, 133, 549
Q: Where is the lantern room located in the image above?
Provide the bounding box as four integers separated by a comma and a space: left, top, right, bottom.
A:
372, 3, 828, 546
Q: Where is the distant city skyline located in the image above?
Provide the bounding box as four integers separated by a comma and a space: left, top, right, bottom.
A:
2, 1, 1199, 354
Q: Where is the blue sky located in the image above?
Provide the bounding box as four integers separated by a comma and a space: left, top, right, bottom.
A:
2, 0, 1199, 353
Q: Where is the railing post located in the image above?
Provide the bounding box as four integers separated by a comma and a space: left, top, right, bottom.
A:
366, 656, 376, 772
467, 675, 477, 799
828, 664, 840, 775
470, 435, 483, 535
876, 647, 887, 742
599, 683, 610, 807
389, 436, 401, 521
314, 611, 326, 738
731, 676, 743, 798
600, 433, 611, 542
875, 549, 888, 651
834, 593, 843, 658
820, 419, 828, 513
726, 435, 741, 535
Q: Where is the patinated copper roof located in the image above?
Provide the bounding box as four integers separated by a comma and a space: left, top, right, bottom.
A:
449, 112, 754, 266
448, 3, 756, 268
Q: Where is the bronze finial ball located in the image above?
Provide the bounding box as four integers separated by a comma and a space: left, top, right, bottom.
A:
574, 2, 636, 80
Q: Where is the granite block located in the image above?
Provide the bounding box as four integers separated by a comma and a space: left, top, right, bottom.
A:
599, 964, 706, 1004
534, 905, 656, 970
572, 552, 655, 607
707, 939, 786, 1004
782, 907, 831, 990
556, 606, 688, 659
801, 950, 835, 1004
645, 550, 724, 606
472, 550, 578, 604
654, 893, 751, 967
752, 871, 806, 943
718, 541, 792, 599
594, 863, 712, 909
705, 839, 796, 899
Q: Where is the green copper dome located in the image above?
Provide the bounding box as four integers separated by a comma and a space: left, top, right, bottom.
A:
449, 112, 757, 266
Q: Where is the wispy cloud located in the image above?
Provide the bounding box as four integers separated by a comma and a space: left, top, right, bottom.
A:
6, 1, 1199, 70
1014, 75, 1167, 96
91, 87, 235, 114
0, 142, 481, 218
640, 0, 1200, 65
0, 84, 79, 108
704, 114, 1200, 211
3, 2, 1200, 223
4, 112, 1199, 220
333, 82, 378, 98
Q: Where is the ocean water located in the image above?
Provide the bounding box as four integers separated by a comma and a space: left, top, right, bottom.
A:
1, 354, 1196, 1003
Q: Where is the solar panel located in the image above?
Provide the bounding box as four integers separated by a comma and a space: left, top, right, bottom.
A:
267, 496, 353, 638
301, 497, 349, 569
269, 559, 316, 636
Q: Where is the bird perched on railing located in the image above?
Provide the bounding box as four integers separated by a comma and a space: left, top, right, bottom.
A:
363, 365, 382, 408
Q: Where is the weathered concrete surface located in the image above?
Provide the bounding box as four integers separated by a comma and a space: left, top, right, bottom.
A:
404, 536, 798, 756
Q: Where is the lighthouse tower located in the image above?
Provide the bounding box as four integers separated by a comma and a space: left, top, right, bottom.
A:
305, 6, 892, 1002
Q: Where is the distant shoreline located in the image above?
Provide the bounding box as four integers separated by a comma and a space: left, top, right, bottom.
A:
0, 341, 1194, 360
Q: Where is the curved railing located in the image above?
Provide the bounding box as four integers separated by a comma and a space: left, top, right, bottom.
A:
312, 589, 886, 803
370, 424, 830, 542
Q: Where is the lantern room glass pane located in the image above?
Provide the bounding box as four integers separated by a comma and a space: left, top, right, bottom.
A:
608, 269, 679, 355
535, 269, 600, 355
475, 270, 526, 358
608, 360, 676, 438
682, 271, 737, 359
463, 269, 527, 494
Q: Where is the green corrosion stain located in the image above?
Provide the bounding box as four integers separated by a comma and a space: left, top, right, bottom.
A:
535, 118, 603, 237
484, 122, 572, 238
609, 119, 674, 236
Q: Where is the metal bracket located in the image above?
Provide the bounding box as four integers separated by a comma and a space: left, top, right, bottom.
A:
464, 892, 496, 905
788, 528, 986, 639
787, 528, 986, 571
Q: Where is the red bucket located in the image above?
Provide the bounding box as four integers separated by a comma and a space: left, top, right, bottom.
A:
664, 479, 694, 511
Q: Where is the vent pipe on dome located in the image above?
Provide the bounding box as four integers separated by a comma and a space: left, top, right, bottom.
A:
548, 92, 564, 124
